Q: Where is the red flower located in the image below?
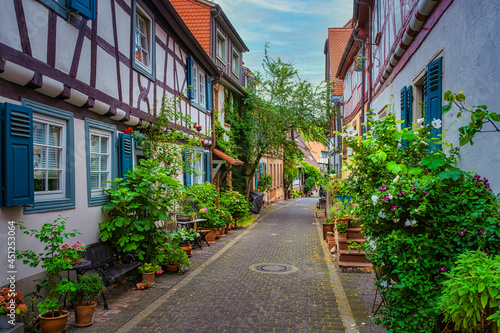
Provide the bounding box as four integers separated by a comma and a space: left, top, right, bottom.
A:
124, 127, 133, 134
201, 140, 205, 145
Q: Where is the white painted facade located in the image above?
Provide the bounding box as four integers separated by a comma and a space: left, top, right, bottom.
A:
0, 0, 218, 285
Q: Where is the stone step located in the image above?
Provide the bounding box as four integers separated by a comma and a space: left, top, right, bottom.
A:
337, 238, 366, 250
347, 227, 364, 239
337, 261, 373, 268
338, 249, 370, 263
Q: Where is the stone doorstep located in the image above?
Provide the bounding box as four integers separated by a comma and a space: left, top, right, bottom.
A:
0, 323, 23, 333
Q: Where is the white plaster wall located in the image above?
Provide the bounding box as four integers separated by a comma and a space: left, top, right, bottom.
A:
370, 0, 500, 193
55, 16, 79, 75
96, 47, 119, 99
0, 118, 107, 283
97, 0, 115, 47
76, 38, 92, 86
24, 0, 49, 64
0, 1, 22, 52
120, 62, 130, 103
115, 4, 131, 60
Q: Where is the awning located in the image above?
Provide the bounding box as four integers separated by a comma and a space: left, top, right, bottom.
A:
212, 148, 244, 165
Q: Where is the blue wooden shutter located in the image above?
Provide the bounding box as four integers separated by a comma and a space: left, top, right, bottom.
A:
254, 168, 258, 188
205, 75, 212, 111
400, 86, 408, 129
1, 103, 34, 206
187, 56, 194, 99
202, 151, 211, 183
68, 0, 96, 20
425, 58, 442, 150
119, 133, 133, 178
183, 150, 192, 187
406, 85, 413, 126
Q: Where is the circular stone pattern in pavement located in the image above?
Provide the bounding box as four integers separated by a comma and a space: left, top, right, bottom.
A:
249, 263, 298, 274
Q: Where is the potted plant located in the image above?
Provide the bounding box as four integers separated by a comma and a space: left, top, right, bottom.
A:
353, 55, 366, 71
0, 287, 27, 329
322, 216, 336, 241
60, 241, 87, 266
137, 263, 163, 284
162, 246, 190, 274
168, 229, 197, 258
16, 217, 79, 333
68, 273, 105, 327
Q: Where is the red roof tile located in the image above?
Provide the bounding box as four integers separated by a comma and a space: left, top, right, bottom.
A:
328, 27, 352, 96
213, 148, 244, 165
170, 0, 212, 55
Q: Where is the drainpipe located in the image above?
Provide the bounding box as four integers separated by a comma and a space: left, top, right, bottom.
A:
353, 29, 366, 125
354, 0, 373, 126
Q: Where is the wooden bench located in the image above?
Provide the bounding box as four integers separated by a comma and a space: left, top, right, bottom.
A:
77, 242, 142, 309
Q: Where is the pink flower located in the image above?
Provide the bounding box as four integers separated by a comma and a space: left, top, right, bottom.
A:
60, 243, 70, 251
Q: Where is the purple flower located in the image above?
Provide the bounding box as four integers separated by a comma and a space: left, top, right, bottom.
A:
379, 186, 388, 191
391, 206, 397, 212
478, 228, 485, 235
445, 276, 450, 280
439, 267, 446, 272
398, 190, 406, 197
411, 185, 417, 189
484, 249, 491, 257
422, 190, 428, 195
381, 194, 390, 201
459, 230, 465, 236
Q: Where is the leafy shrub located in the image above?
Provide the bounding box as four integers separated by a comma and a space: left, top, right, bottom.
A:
257, 173, 273, 192
440, 250, 500, 332
198, 206, 230, 230
339, 109, 500, 332
69, 273, 105, 306
184, 183, 219, 209
220, 191, 250, 220
100, 159, 183, 265
304, 177, 316, 193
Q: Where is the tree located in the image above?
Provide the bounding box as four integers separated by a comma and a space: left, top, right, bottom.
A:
226, 45, 331, 198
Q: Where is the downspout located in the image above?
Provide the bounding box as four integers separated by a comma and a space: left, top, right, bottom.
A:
352, 29, 366, 124
353, 0, 373, 124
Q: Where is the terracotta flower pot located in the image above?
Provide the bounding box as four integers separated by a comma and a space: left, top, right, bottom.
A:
204, 230, 217, 243
219, 227, 226, 237
180, 243, 192, 258
215, 229, 221, 239
322, 223, 335, 240
74, 302, 97, 327
141, 272, 155, 284
39, 310, 69, 333
164, 264, 179, 273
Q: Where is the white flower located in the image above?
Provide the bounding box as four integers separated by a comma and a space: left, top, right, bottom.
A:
393, 218, 400, 223
388, 194, 393, 200
371, 195, 379, 205
417, 118, 425, 125
431, 118, 442, 129
369, 240, 377, 250
405, 219, 417, 227
345, 127, 358, 137
393, 175, 400, 183
378, 211, 386, 219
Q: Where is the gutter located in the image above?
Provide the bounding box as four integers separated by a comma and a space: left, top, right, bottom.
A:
379, 0, 440, 86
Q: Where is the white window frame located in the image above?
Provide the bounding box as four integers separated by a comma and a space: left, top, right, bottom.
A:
231, 48, 240, 77
33, 114, 66, 201
192, 63, 207, 109
216, 30, 226, 63
89, 128, 112, 197
134, 7, 152, 70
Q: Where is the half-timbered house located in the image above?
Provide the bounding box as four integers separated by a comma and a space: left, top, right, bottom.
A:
0, 0, 219, 285
170, 0, 250, 188
337, 0, 500, 192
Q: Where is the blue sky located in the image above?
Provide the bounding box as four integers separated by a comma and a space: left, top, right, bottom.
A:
216, 0, 353, 87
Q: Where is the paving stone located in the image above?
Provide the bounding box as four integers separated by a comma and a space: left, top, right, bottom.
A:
66, 198, 386, 332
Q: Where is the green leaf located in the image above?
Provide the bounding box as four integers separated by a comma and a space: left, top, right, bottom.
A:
481, 292, 488, 308
478, 282, 485, 293
421, 156, 445, 171
408, 167, 422, 176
